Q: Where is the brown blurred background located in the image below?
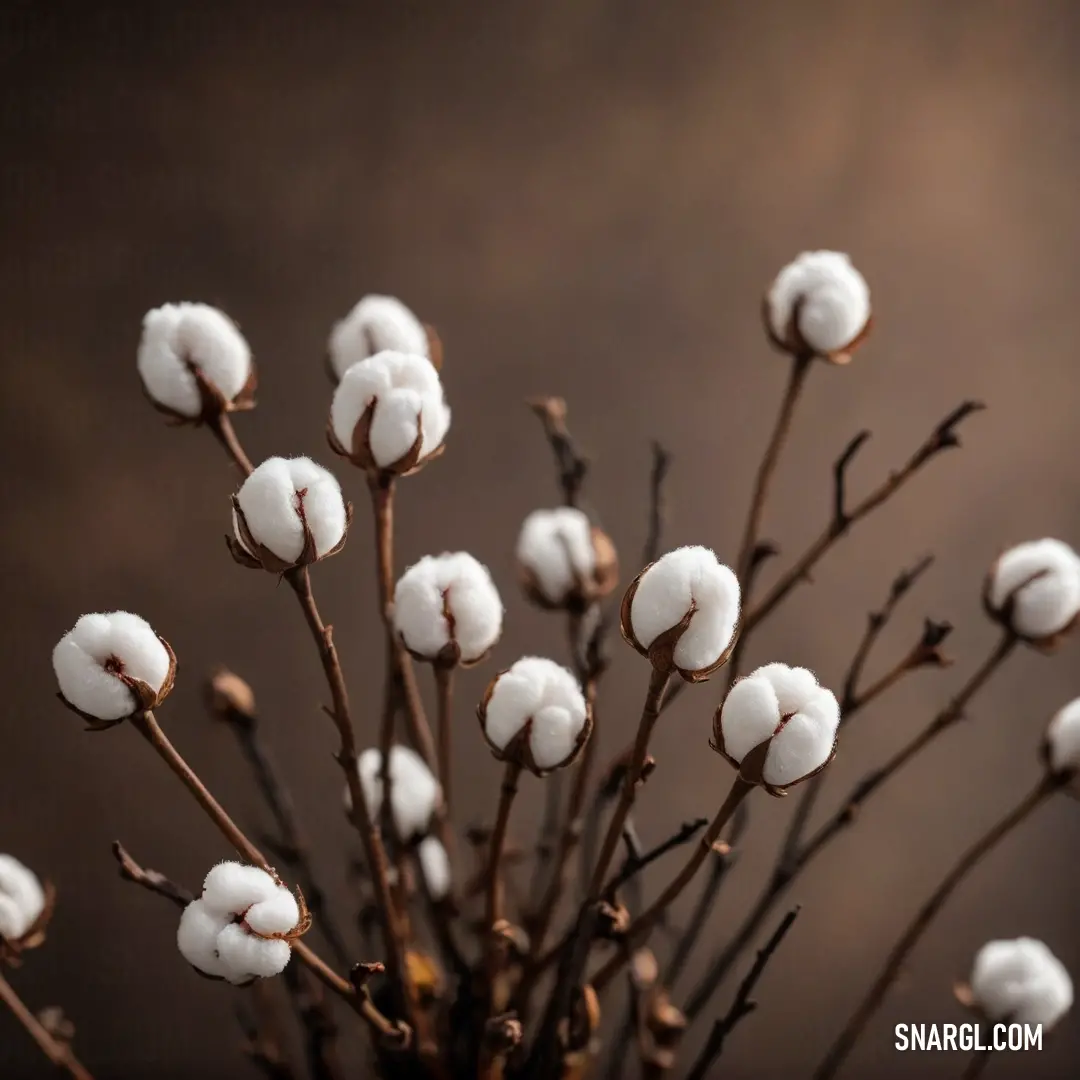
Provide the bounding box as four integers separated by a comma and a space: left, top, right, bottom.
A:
3, 1, 1080, 1077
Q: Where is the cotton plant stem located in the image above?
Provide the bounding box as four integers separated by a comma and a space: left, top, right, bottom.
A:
433, 663, 455, 813
485, 762, 523, 986
812, 772, 1064, 1080
0, 972, 94, 1080
684, 630, 1015, 1020
208, 412, 254, 476
590, 776, 756, 995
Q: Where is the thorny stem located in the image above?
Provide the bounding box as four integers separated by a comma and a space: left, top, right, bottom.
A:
0, 972, 94, 1080
208, 412, 255, 476
813, 773, 1064, 1080
684, 629, 1015, 1021
683, 907, 801, 1080
590, 776, 756, 994
283, 567, 417, 1031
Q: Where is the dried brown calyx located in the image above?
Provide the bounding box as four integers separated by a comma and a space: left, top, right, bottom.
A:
326, 399, 445, 481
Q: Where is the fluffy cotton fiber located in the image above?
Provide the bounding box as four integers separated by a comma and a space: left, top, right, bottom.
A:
516, 508, 597, 605
138, 303, 252, 418
177, 862, 300, 984
394, 552, 503, 664
1045, 697, 1080, 779
717, 663, 840, 790
330, 350, 450, 470
234, 457, 347, 565
481, 656, 589, 773
969, 938, 1073, 1029
986, 539, 1080, 641
53, 612, 172, 721
628, 546, 740, 677
352, 746, 442, 840
0, 855, 46, 941
418, 836, 451, 902
766, 251, 870, 356
327, 295, 430, 382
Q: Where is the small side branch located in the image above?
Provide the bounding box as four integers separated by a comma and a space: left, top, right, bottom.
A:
0, 972, 94, 1080
528, 396, 590, 508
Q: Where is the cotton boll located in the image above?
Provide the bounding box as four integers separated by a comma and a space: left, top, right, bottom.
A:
328, 350, 450, 474
393, 552, 504, 665
245, 889, 301, 937
0, 855, 46, 942
969, 938, 1073, 1029
53, 611, 175, 722
516, 508, 619, 610
231, 457, 349, 572
714, 663, 840, 794
353, 746, 442, 840
216, 922, 293, 983
327, 295, 430, 382
418, 837, 451, 901
138, 303, 253, 419
1045, 697, 1080, 782
176, 899, 231, 979
765, 251, 871, 361
622, 546, 741, 681
201, 863, 280, 917
985, 539, 1080, 644
478, 657, 591, 775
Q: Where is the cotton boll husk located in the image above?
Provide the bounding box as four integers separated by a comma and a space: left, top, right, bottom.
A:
762, 692, 840, 788
418, 837, 451, 901
177, 899, 230, 979
327, 295, 429, 382
986, 539, 1080, 641
516, 508, 597, 604
138, 303, 252, 418
970, 938, 1073, 1028
354, 746, 442, 839
235, 457, 347, 564
52, 611, 172, 721
201, 863, 280, 917
1045, 697, 1080, 777
216, 922, 292, 983
766, 251, 870, 356
0, 855, 45, 941
393, 552, 503, 664
626, 546, 740, 677
244, 888, 301, 937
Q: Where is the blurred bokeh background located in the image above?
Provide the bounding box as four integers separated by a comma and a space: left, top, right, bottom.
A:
3, 1, 1080, 1077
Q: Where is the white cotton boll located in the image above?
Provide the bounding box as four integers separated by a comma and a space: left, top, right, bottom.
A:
970, 938, 1073, 1029
715, 663, 840, 792
418, 837, 451, 901
216, 922, 293, 983
1045, 697, 1080, 778
327, 295, 430, 382
0, 855, 46, 941
138, 303, 252, 418
201, 863, 280, 918
516, 508, 596, 605
393, 552, 504, 665
480, 657, 590, 774
353, 745, 442, 839
234, 457, 347, 566
986, 539, 1080, 641
766, 251, 871, 357
176, 899, 231, 979
329, 351, 450, 472
52, 611, 173, 721
626, 546, 740, 679
245, 889, 301, 937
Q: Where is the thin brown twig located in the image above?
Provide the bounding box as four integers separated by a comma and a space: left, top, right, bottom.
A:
485, 762, 522, 986
434, 662, 455, 813
0, 971, 94, 1080
684, 628, 1014, 1021
813, 772, 1065, 1080
207, 413, 255, 476
684, 907, 801, 1080
528, 396, 590, 508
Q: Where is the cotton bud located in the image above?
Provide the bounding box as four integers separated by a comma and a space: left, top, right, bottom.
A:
350, 746, 442, 841
393, 553, 504, 667
229, 456, 351, 573
764, 251, 871, 363
516, 507, 619, 612
327, 295, 432, 382
137, 303, 255, 421
962, 938, 1073, 1029
328, 350, 450, 476
478, 657, 592, 776
53, 612, 176, 726
0, 856, 48, 946
983, 539, 1080, 647
417, 837, 451, 902
1043, 697, 1080, 790
177, 862, 306, 984
621, 546, 740, 682
712, 663, 840, 795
